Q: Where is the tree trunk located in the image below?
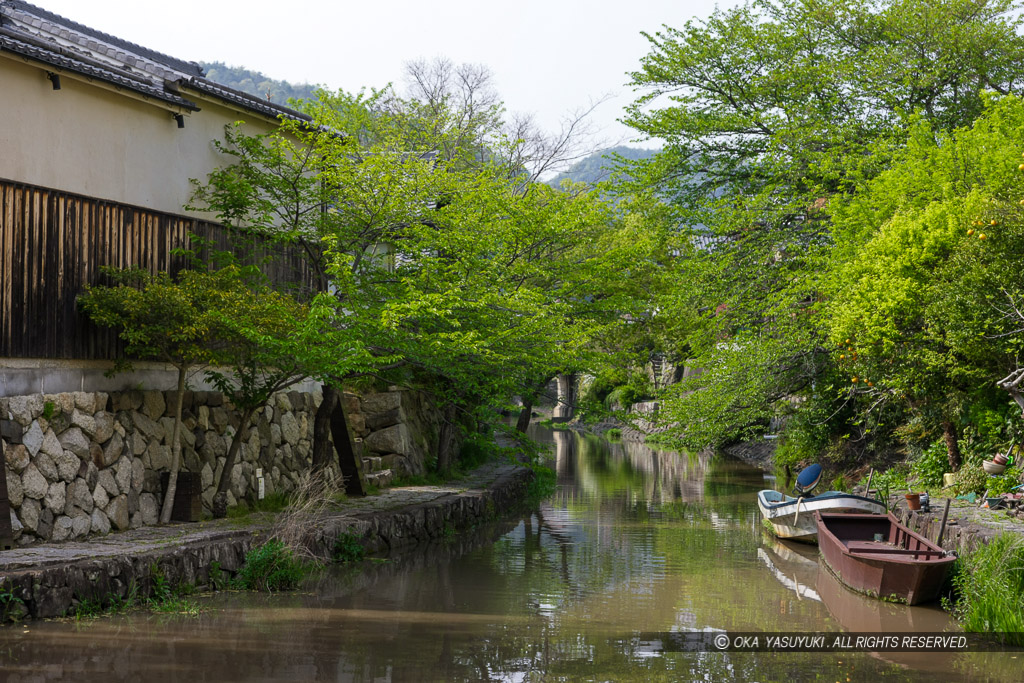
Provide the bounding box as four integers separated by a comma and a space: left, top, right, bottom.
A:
515, 398, 533, 434
159, 365, 187, 525
211, 406, 257, 517
311, 383, 338, 472
329, 397, 365, 496
436, 403, 457, 473
943, 419, 962, 472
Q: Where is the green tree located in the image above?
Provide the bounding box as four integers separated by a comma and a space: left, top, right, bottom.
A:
80, 269, 235, 523
828, 95, 1024, 467
622, 0, 1024, 450
190, 82, 649, 473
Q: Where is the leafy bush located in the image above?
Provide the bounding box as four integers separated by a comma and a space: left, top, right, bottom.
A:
237, 539, 308, 592
986, 471, 1020, 496
910, 440, 949, 488
948, 534, 1024, 644
333, 532, 365, 563
952, 465, 989, 496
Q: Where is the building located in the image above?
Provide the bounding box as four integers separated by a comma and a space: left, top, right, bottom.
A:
0, 1, 311, 395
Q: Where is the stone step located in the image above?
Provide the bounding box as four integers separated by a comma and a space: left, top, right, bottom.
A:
364, 469, 393, 488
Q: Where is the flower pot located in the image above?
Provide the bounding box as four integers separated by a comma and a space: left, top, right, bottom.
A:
905, 492, 921, 510
983, 460, 1006, 475
943, 473, 956, 488
994, 453, 1008, 465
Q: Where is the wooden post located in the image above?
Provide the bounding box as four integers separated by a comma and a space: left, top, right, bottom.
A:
936, 498, 952, 549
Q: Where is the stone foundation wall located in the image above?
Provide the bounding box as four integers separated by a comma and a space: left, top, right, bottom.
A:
0, 465, 533, 621
1, 387, 444, 545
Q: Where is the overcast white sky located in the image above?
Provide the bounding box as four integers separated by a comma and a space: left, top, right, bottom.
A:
36, 1, 734, 150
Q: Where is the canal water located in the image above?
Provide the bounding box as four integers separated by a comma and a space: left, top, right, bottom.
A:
0, 425, 1019, 681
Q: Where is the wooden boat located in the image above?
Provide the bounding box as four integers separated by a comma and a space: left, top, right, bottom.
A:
815, 511, 956, 605
757, 490, 885, 542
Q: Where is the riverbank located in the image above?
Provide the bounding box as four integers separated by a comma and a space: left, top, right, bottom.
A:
0, 461, 534, 621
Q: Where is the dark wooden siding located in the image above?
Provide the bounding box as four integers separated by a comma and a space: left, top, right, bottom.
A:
0, 178, 316, 360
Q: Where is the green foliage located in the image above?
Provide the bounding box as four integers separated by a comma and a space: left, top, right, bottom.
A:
911, 441, 951, 489
147, 565, 200, 615
949, 534, 1024, 643
829, 475, 849, 493
0, 581, 25, 622
952, 465, 990, 496
525, 465, 557, 505
208, 561, 230, 592
985, 472, 1020, 496
332, 532, 366, 563
619, 0, 1024, 452
189, 86, 658, 451
236, 539, 308, 592
605, 428, 622, 440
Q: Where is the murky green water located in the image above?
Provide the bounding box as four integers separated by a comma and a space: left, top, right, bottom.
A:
1, 426, 1019, 681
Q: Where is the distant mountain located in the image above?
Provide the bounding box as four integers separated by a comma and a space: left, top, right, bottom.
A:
547, 146, 659, 186
199, 61, 322, 107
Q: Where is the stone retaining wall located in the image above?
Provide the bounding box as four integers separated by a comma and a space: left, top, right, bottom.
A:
0, 465, 533, 621
1, 387, 444, 545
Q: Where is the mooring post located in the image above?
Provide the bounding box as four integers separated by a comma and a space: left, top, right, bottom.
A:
936, 497, 952, 548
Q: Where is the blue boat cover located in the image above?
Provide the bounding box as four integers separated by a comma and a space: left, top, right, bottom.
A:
795, 464, 822, 494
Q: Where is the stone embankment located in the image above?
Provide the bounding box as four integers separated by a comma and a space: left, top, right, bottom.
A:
890, 495, 1024, 556
1, 387, 445, 545
0, 462, 533, 621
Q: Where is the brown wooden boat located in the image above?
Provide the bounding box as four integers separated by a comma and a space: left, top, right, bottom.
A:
814, 511, 956, 606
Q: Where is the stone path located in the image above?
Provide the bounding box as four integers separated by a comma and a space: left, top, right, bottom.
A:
0, 461, 521, 573
892, 494, 1024, 545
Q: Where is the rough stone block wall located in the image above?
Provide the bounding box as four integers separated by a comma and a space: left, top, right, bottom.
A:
0, 387, 439, 545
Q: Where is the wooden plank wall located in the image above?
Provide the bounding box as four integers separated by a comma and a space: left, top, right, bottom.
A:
0, 178, 316, 360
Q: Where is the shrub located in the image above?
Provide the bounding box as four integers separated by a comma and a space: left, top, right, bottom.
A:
237, 539, 308, 592
948, 534, 1024, 644
952, 465, 989, 496
910, 440, 949, 488
333, 532, 365, 563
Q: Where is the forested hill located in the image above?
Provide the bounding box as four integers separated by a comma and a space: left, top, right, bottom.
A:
199, 62, 322, 106
547, 146, 658, 186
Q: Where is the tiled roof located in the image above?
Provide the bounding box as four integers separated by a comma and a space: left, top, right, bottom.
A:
0, 1, 310, 122
184, 77, 312, 123
0, 26, 198, 110
1, 1, 202, 77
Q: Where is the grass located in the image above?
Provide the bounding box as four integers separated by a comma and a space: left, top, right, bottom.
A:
226, 491, 291, 519
236, 539, 310, 591
69, 568, 200, 620
332, 532, 365, 563
946, 533, 1024, 644
526, 465, 556, 505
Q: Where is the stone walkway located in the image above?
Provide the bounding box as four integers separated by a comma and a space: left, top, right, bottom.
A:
0, 461, 522, 573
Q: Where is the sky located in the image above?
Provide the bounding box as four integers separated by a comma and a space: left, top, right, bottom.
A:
35, 0, 733, 151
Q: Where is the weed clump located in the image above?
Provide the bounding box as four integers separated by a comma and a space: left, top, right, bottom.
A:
236, 539, 308, 592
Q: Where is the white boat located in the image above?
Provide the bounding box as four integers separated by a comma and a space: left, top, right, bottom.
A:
757, 489, 885, 543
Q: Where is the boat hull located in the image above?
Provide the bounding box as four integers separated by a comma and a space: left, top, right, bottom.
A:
757, 491, 885, 543
815, 512, 956, 606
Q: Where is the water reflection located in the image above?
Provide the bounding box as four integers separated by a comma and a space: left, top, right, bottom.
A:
0, 427, 1013, 682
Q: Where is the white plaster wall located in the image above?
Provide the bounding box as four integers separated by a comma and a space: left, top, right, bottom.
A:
0, 54, 277, 217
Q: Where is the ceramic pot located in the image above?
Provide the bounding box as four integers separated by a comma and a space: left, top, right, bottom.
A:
905, 492, 921, 510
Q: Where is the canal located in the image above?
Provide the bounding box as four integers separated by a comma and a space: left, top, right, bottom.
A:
0, 425, 1018, 681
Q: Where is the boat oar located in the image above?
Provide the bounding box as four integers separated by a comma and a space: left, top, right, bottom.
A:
793, 496, 803, 525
